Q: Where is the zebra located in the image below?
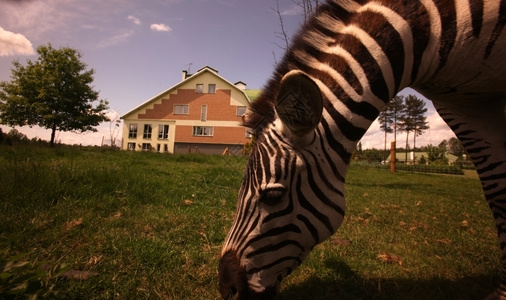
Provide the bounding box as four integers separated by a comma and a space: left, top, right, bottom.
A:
219, 0, 506, 299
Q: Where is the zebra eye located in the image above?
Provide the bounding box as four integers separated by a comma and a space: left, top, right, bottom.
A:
260, 187, 287, 206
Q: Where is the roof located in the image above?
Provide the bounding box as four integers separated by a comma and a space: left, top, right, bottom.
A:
244, 89, 262, 102
121, 66, 251, 119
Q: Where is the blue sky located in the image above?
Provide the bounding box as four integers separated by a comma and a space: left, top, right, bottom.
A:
0, 0, 454, 148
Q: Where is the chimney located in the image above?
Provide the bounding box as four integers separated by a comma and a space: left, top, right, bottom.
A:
182, 70, 188, 81
234, 81, 246, 90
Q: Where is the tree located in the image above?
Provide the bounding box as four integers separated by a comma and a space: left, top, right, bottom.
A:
446, 137, 465, 157
378, 95, 404, 161
388, 95, 405, 143
273, 0, 321, 53
295, 0, 321, 24
399, 94, 428, 162
0, 44, 109, 147
273, 0, 290, 52
426, 143, 448, 165
7, 129, 28, 143
378, 101, 394, 158
107, 112, 121, 147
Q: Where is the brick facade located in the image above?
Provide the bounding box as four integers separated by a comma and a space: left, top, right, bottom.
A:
174, 125, 249, 144
137, 89, 241, 122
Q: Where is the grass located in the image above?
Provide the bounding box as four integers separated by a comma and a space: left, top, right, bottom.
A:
0, 146, 500, 299
282, 165, 498, 299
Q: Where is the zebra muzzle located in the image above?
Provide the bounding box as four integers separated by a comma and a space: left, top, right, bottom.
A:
219, 250, 278, 300
219, 250, 248, 300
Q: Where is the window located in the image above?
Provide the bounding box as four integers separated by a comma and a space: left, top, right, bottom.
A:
174, 104, 189, 115
127, 142, 136, 150
201, 105, 207, 121
142, 143, 152, 151
143, 124, 152, 139
208, 84, 216, 94
193, 126, 213, 136
196, 84, 204, 94
158, 125, 169, 139
245, 129, 253, 139
236, 106, 247, 116
163, 144, 168, 152
128, 124, 138, 138
157, 144, 161, 152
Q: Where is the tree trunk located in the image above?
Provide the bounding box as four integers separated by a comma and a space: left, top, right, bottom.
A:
413, 130, 417, 163
50, 124, 57, 148
405, 131, 409, 164
384, 130, 387, 160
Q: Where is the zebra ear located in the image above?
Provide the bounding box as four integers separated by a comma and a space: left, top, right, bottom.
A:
275, 70, 323, 139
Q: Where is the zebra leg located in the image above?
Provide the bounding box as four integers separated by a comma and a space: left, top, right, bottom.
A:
434, 97, 506, 299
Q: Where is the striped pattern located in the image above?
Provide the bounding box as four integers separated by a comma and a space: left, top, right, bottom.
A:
219, 1, 506, 299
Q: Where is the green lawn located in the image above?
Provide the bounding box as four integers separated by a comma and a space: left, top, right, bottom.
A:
0, 146, 500, 299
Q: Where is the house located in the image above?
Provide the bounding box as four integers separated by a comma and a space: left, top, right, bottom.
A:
120, 66, 260, 155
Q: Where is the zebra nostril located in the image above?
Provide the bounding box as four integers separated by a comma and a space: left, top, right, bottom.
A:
227, 288, 237, 300
219, 250, 248, 300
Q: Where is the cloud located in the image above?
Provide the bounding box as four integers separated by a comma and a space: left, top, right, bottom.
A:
105, 110, 120, 121
0, 26, 35, 56
96, 30, 135, 48
281, 4, 302, 16
128, 15, 141, 25
150, 23, 172, 32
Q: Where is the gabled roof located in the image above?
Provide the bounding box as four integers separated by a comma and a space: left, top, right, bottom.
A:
121, 66, 251, 119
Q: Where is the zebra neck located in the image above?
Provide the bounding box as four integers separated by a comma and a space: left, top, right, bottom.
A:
289, 1, 449, 156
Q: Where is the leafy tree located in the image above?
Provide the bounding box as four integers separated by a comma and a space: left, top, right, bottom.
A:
362, 148, 383, 163
446, 137, 465, 157
351, 147, 383, 163
7, 129, 28, 144
0, 44, 109, 147
399, 94, 428, 162
426, 143, 448, 165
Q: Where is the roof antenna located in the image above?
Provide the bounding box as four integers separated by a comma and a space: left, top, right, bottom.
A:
185, 63, 193, 73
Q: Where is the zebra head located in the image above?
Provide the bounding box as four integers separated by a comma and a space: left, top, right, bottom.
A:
219, 71, 347, 299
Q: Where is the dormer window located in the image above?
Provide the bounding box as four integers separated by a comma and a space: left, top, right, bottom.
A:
208, 84, 216, 94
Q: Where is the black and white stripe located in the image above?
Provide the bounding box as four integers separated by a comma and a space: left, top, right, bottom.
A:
219, 1, 506, 299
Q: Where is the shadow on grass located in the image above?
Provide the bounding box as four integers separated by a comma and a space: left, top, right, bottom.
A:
279, 258, 499, 300
350, 182, 422, 189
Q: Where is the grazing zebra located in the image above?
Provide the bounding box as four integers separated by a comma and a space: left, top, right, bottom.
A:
219, 0, 506, 299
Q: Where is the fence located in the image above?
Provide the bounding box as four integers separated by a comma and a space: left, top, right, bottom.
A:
352, 162, 465, 175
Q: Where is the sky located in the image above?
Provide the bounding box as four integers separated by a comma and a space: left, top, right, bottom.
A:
0, 0, 455, 149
